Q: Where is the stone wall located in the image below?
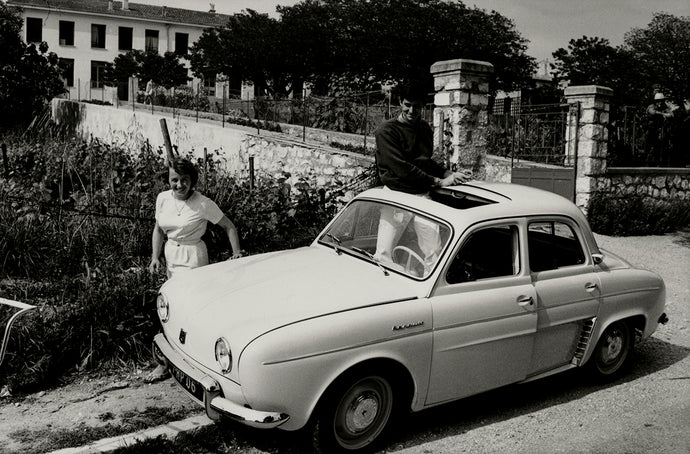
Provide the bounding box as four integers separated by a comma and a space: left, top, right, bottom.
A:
596, 168, 690, 201
51, 99, 374, 189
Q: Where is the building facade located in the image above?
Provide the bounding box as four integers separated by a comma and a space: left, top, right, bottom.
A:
7, 0, 238, 103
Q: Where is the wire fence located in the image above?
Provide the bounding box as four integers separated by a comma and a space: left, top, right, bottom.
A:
60, 80, 436, 146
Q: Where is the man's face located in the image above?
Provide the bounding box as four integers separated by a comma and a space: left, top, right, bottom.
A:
399, 98, 423, 124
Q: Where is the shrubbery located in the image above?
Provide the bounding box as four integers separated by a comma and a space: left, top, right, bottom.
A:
0, 135, 339, 392
587, 191, 690, 236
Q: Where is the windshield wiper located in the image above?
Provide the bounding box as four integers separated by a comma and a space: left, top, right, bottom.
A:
323, 233, 343, 255
351, 247, 389, 276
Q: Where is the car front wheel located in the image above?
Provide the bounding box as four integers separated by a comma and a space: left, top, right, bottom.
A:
590, 320, 633, 379
313, 373, 395, 453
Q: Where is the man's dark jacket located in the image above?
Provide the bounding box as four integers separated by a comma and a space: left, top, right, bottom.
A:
374, 117, 447, 194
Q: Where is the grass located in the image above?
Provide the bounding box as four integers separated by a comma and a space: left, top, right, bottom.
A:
8, 406, 195, 454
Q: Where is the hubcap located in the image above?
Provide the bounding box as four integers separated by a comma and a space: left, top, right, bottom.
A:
345, 393, 379, 433
602, 331, 623, 364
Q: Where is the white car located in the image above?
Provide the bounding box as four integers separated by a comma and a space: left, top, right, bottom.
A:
153, 182, 667, 453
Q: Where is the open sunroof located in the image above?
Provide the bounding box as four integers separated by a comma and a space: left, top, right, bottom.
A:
430, 188, 499, 209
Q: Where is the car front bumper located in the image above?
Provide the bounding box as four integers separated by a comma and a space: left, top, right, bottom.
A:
153, 333, 290, 429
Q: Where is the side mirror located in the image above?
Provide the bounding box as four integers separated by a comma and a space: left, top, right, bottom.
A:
591, 253, 604, 265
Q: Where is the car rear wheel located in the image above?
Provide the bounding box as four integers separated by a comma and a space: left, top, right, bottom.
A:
313, 373, 395, 453
590, 320, 633, 379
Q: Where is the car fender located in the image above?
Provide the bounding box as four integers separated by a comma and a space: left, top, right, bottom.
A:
580, 268, 666, 364
237, 298, 433, 431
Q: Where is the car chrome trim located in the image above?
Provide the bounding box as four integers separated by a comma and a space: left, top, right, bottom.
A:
598, 287, 663, 299
434, 310, 533, 334
209, 397, 289, 429
572, 317, 597, 365
261, 328, 433, 365
521, 363, 576, 383
153, 333, 289, 429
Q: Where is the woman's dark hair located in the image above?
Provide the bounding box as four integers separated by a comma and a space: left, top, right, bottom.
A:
170, 158, 199, 187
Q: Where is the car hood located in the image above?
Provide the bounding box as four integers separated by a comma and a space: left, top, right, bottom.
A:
159, 246, 420, 364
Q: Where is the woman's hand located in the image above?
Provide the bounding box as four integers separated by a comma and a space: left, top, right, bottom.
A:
148, 257, 161, 274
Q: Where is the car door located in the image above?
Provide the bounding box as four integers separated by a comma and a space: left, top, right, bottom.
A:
426, 220, 538, 406
526, 217, 601, 377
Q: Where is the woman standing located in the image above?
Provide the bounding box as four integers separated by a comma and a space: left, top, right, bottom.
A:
148, 157, 242, 278
146, 158, 241, 382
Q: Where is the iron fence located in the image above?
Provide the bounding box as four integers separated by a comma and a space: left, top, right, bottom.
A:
488, 99, 570, 166
608, 105, 690, 167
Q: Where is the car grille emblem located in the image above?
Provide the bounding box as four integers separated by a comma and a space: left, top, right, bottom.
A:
179, 329, 187, 344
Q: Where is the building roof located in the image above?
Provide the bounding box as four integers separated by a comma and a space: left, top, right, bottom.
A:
7, 0, 230, 27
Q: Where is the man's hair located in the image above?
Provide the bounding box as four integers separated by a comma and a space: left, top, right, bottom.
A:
397, 81, 428, 104
170, 157, 199, 187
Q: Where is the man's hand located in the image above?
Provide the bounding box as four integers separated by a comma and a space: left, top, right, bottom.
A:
453, 169, 473, 183
436, 169, 473, 187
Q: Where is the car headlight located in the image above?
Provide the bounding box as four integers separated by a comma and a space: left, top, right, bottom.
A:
215, 337, 232, 374
156, 293, 169, 323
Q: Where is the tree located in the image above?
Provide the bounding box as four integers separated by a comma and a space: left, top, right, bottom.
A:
103, 50, 189, 89
551, 36, 642, 105
190, 0, 536, 97
0, 3, 65, 129
624, 13, 690, 108
189, 10, 284, 96
551, 13, 690, 108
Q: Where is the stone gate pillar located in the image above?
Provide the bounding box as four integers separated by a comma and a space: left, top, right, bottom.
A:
430, 59, 494, 178
564, 85, 613, 211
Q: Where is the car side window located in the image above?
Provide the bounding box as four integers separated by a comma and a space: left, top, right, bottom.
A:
528, 221, 585, 272
446, 225, 520, 284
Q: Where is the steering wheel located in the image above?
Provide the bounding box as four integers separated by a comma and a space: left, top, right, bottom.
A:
392, 246, 425, 275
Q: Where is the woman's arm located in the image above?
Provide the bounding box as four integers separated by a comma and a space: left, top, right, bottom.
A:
217, 216, 242, 259
148, 221, 165, 273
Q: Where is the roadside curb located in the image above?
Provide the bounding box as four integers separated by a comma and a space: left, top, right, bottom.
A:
48, 414, 214, 453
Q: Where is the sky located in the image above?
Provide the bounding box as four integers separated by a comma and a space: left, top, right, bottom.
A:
144, 0, 689, 67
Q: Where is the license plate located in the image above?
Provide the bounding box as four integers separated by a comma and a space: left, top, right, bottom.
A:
169, 362, 204, 403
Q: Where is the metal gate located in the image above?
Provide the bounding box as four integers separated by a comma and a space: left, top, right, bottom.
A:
489, 100, 575, 201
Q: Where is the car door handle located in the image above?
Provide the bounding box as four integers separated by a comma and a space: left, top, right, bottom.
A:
517, 295, 534, 307
585, 282, 597, 292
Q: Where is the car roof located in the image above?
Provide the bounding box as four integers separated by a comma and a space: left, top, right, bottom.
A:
357, 182, 594, 238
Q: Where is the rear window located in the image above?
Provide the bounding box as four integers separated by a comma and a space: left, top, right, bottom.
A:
528, 221, 585, 271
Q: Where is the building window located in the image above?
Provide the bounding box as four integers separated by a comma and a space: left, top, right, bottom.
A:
203, 72, 216, 96
26, 17, 42, 43
59, 58, 75, 87
58, 21, 74, 46
118, 27, 133, 51
91, 61, 108, 88
174, 32, 189, 55
91, 24, 106, 48
145, 29, 159, 52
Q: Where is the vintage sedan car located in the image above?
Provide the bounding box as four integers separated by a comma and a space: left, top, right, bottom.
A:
153, 182, 667, 453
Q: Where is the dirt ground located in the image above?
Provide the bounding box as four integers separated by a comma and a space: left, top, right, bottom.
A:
0, 230, 688, 454
0, 367, 200, 453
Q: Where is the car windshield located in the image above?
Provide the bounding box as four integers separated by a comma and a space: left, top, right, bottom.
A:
319, 200, 451, 279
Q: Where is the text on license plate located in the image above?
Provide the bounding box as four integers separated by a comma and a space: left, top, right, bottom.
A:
169, 363, 204, 402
